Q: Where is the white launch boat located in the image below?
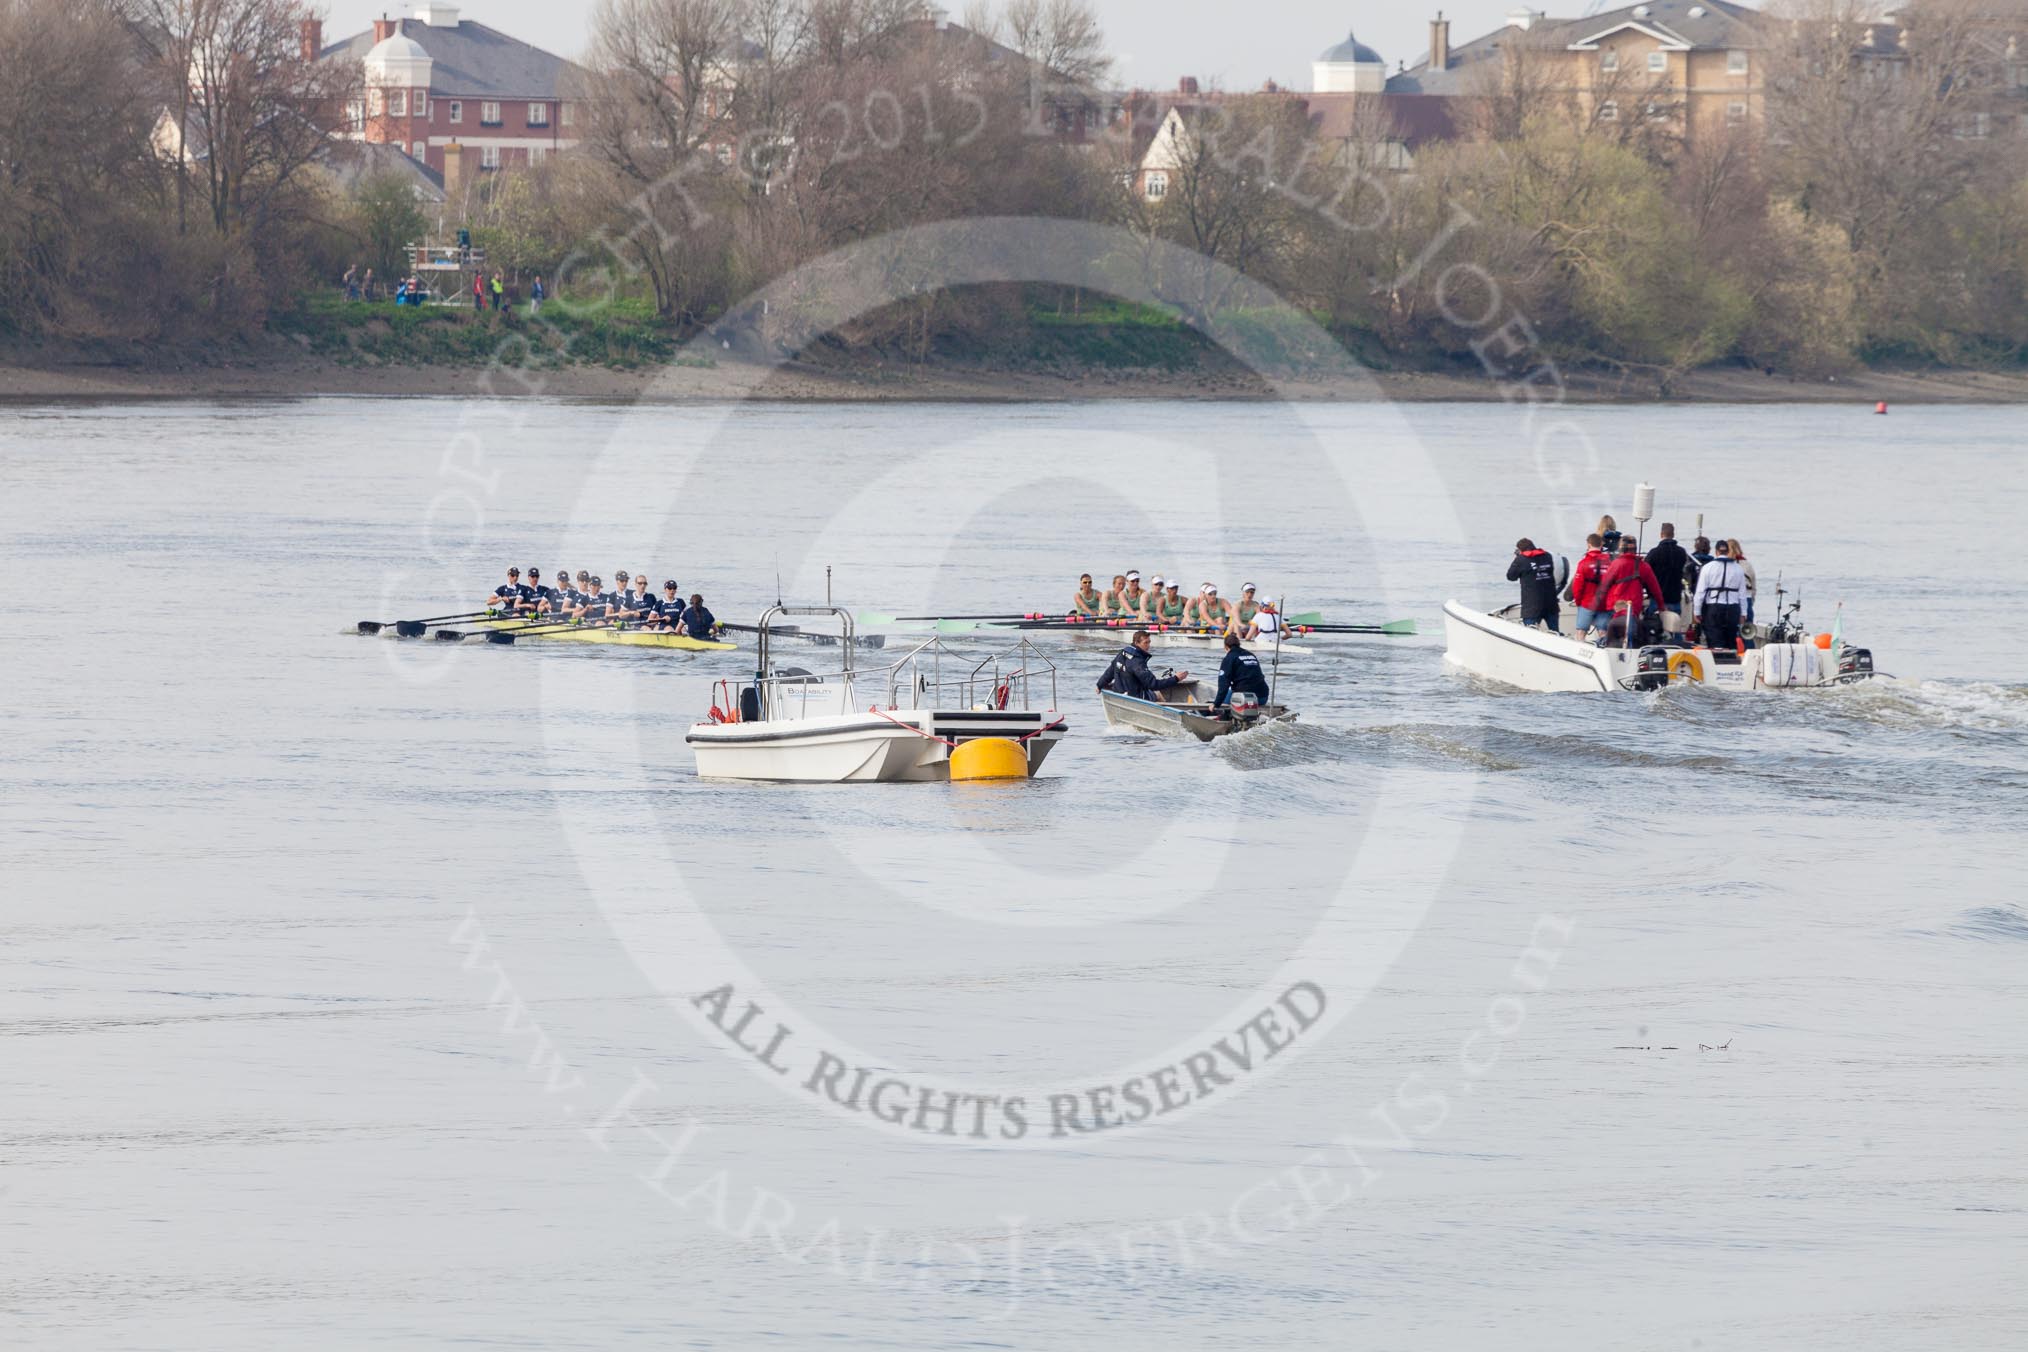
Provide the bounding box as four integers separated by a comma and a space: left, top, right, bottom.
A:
1443, 600, 1880, 694
686, 607, 1068, 782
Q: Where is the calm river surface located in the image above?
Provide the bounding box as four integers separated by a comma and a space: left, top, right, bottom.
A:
2, 397, 2025, 1350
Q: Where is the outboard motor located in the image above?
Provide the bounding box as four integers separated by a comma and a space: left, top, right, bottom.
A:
1635, 646, 1673, 691
1838, 646, 1874, 680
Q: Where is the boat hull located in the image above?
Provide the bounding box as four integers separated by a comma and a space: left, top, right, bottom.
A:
479, 618, 735, 652
1099, 690, 1292, 742
1442, 601, 1875, 694
686, 710, 1066, 782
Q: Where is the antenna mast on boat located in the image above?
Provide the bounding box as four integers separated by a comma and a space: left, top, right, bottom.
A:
1268, 596, 1287, 709
826, 566, 832, 609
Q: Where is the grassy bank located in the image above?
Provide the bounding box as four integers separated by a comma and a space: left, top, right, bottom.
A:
270, 295, 694, 371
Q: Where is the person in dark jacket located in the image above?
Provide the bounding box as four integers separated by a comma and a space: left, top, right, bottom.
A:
679, 593, 717, 640
1213, 634, 1271, 709
1645, 523, 1690, 618
1096, 631, 1188, 700
1506, 537, 1561, 632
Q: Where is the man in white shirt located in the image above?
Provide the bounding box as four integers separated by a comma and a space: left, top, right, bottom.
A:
1693, 539, 1750, 651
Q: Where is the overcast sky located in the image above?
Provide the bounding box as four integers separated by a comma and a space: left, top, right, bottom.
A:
324, 1, 1607, 91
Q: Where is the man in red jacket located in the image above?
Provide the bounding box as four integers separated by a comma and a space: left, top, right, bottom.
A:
1567, 533, 1613, 639
1598, 536, 1665, 647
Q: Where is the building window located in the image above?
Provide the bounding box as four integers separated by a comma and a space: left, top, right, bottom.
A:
368, 88, 384, 116
345, 99, 364, 131
560, 102, 574, 127
389, 90, 407, 118
1726, 100, 1748, 123
1145, 170, 1168, 200
480, 145, 501, 169
1599, 100, 1619, 122
1727, 49, 1749, 75
528, 102, 549, 126
1647, 51, 1667, 73
415, 94, 429, 118
412, 140, 426, 159
480, 101, 502, 126
1600, 49, 1619, 73
448, 100, 462, 124
1644, 101, 1667, 120
529, 146, 547, 165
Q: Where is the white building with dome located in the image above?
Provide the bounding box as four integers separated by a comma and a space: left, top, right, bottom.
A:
1313, 29, 1387, 92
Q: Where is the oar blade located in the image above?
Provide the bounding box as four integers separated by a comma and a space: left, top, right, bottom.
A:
1285, 611, 1323, 626
394, 621, 429, 639
1381, 618, 1419, 636
356, 621, 385, 636
855, 612, 897, 628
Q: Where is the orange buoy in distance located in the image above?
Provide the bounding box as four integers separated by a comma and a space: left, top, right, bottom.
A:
1875, 401, 1888, 414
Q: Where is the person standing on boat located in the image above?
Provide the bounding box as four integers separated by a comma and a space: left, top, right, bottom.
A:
1213, 633, 1271, 711
1566, 534, 1613, 640
1645, 524, 1690, 620
1693, 540, 1750, 651
1096, 631, 1188, 699
1727, 539, 1757, 625
1599, 536, 1665, 647
1071, 574, 1105, 618
1507, 539, 1561, 632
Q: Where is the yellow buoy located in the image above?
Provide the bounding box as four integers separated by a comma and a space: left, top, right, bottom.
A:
949, 737, 1030, 782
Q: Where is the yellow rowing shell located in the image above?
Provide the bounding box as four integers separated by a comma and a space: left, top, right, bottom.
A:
477, 618, 736, 652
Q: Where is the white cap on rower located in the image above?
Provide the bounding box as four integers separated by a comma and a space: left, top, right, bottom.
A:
1150, 575, 1163, 587
1126, 571, 1140, 582
1201, 583, 1216, 593
1242, 582, 1256, 592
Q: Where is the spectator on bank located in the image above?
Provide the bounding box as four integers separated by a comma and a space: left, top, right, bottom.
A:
530, 276, 545, 314
490, 274, 504, 311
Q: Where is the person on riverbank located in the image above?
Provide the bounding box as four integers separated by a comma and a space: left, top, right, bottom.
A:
1508, 538, 1561, 632
472, 272, 484, 313
1071, 574, 1105, 617
1645, 523, 1690, 620
530, 276, 545, 314
1567, 534, 1613, 639
1096, 630, 1188, 699
1693, 540, 1750, 651
491, 274, 504, 311
343, 265, 359, 301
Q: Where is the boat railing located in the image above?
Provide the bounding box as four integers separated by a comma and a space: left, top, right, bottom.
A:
882, 637, 1058, 713
708, 634, 1058, 723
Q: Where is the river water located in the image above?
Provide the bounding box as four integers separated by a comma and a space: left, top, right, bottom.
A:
2, 397, 2024, 1350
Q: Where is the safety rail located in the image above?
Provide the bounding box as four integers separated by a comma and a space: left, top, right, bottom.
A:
708, 619, 1058, 724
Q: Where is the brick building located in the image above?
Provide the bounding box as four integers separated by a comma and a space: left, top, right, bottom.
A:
314, 3, 582, 179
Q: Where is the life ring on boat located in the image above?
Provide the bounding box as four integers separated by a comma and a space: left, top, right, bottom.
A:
1667, 652, 1705, 684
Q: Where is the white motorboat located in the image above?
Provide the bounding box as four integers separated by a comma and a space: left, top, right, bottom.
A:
686, 607, 1068, 782
1443, 600, 1880, 694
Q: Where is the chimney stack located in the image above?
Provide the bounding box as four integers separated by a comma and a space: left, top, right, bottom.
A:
300, 17, 322, 61
443, 142, 469, 198
373, 16, 397, 42
1179, 75, 1200, 95
1431, 13, 1451, 71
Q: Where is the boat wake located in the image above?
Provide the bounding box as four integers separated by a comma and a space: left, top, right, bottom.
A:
1827, 680, 2028, 734
1909, 906, 2028, 944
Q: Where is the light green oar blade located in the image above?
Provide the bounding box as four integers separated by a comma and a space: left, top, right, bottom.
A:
934, 619, 987, 635
1381, 618, 1418, 635
1285, 611, 1323, 626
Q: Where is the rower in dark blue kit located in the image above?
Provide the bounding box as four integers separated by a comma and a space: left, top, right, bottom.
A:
1096, 630, 1189, 699
1213, 633, 1271, 710
482, 566, 524, 613
679, 592, 717, 640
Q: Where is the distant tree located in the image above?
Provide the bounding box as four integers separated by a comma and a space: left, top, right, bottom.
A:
349, 174, 427, 285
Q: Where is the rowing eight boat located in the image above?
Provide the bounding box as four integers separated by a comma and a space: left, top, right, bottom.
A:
475, 618, 737, 652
